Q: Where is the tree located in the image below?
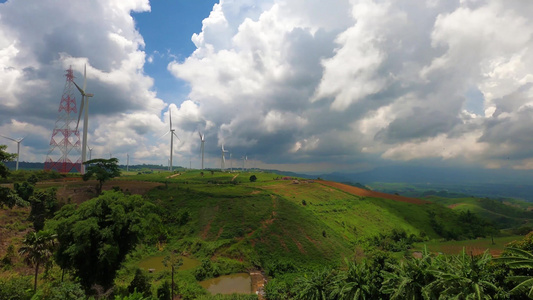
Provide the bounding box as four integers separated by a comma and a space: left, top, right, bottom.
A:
82, 158, 121, 194
331, 259, 374, 300
249, 175, 257, 182
163, 251, 183, 299
425, 249, 499, 299
18, 230, 57, 291
128, 268, 152, 298
28, 188, 58, 231
293, 268, 334, 300
46, 191, 157, 290
0, 186, 24, 209
381, 247, 436, 300
496, 247, 533, 297
0, 144, 16, 179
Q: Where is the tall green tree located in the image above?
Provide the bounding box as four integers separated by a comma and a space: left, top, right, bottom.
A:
163, 251, 183, 299
46, 191, 157, 290
0, 144, 16, 179
18, 230, 57, 291
82, 158, 121, 194
28, 188, 58, 231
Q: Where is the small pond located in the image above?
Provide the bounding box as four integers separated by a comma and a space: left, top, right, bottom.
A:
200, 273, 252, 295
138, 255, 200, 272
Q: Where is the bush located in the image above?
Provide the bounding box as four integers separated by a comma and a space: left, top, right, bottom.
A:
249, 175, 257, 182
157, 281, 171, 300
32, 281, 86, 300
0, 276, 33, 300
128, 268, 152, 298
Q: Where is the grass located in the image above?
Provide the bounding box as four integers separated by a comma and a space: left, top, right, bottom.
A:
412, 235, 522, 256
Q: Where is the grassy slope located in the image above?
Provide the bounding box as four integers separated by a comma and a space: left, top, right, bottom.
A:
138, 170, 475, 268
426, 196, 533, 229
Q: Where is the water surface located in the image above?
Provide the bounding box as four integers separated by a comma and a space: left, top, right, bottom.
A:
199, 273, 252, 295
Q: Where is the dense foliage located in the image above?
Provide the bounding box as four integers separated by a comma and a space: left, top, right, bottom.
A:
46, 191, 161, 290
83, 158, 121, 194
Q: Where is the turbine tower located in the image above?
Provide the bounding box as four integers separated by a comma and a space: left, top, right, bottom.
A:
0, 135, 26, 171
72, 64, 94, 174
162, 109, 180, 172
45, 66, 81, 173
221, 145, 228, 170
242, 155, 247, 171
198, 131, 205, 170
88, 146, 93, 160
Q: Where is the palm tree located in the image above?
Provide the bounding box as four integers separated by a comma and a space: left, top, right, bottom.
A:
18, 230, 57, 291
294, 268, 334, 300
331, 259, 374, 299
425, 249, 498, 299
381, 247, 436, 300
496, 247, 533, 298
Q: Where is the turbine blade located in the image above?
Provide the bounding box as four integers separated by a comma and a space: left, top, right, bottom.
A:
0, 134, 17, 142
169, 109, 173, 130
159, 130, 170, 139
173, 132, 180, 141
19, 134, 28, 142
76, 96, 85, 131
83, 64, 87, 91
198, 131, 202, 139
72, 81, 85, 95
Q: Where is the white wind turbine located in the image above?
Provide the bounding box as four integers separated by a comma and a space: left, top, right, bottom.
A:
73, 64, 94, 175
242, 155, 247, 171
161, 109, 180, 172
198, 131, 205, 170
0, 134, 26, 171
221, 145, 228, 170
87, 146, 93, 160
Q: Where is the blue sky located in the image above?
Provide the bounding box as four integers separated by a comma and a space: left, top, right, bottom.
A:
1, 0, 533, 173
132, 0, 218, 101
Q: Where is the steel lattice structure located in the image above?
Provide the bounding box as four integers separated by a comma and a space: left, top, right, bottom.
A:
44, 67, 81, 173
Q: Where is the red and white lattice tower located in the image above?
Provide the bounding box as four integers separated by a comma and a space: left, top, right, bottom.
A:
44, 67, 82, 173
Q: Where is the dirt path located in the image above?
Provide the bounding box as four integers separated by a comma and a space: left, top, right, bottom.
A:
231, 173, 239, 181
166, 173, 181, 179
319, 180, 429, 205
250, 271, 267, 299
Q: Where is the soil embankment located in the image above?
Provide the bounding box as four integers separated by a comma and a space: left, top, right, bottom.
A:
319, 180, 429, 205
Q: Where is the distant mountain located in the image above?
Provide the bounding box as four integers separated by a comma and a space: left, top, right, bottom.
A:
316, 166, 533, 201
318, 166, 533, 185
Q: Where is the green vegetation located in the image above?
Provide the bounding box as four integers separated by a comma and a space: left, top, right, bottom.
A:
1, 169, 533, 299
83, 158, 121, 194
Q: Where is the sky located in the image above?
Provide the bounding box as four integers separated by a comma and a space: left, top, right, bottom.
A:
0, 0, 532, 173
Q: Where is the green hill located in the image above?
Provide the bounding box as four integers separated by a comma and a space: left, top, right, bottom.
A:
126, 170, 497, 269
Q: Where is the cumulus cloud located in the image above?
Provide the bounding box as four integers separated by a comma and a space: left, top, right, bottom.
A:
168, 0, 533, 171
0, 0, 170, 164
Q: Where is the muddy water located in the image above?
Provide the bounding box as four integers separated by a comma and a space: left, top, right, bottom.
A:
138, 255, 200, 272
199, 273, 252, 295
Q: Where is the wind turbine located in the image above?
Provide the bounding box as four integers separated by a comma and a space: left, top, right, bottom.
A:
0, 134, 26, 171
221, 145, 228, 170
72, 64, 94, 174
161, 109, 180, 172
242, 155, 247, 171
198, 131, 205, 170
229, 152, 232, 172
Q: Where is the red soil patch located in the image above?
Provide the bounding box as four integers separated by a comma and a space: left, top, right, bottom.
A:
319, 180, 429, 205
448, 203, 461, 209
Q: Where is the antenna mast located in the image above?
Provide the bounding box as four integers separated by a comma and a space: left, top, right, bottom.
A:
44, 67, 81, 173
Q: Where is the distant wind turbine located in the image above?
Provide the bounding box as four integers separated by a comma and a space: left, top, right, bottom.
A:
0, 134, 26, 171
87, 146, 93, 160
161, 109, 180, 172
221, 145, 228, 170
242, 155, 247, 171
198, 131, 205, 170
72, 64, 94, 174
229, 152, 232, 172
